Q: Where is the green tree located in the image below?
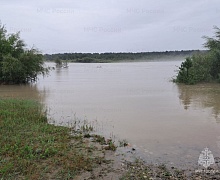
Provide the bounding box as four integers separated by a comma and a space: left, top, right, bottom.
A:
203, 26, 220, 80
175, 26, 220, 84
0, 23, 49, 84
176, 57, 193, 84
55, 58, 63, 67
203, 26, 220, 50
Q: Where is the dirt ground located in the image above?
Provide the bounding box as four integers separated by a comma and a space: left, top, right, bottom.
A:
74, 137, 220, 180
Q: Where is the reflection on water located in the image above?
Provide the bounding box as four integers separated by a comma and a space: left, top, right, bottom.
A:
1, 61, 220, 168
0, 84, 45, 102
177, 84, 220, 122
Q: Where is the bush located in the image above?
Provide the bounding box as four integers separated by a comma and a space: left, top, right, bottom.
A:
175, 26, 220, 84
0, 23, 48, 84
175, 57, 192, 84
209, 50, 220, 79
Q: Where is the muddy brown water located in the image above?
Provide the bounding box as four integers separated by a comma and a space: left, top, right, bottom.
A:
1, 61, 220, 169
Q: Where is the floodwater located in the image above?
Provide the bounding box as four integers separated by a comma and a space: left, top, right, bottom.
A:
1, 61, 220, 168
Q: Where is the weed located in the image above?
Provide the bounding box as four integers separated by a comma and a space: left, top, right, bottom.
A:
107, 139, 117, 151
119, 139, 129, 147
94, 135, 106, 145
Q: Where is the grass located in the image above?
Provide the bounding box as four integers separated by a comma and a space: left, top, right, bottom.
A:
91, 135, 117, 151
118, 139, 129, 147
0, 99, 105, 179
3, 99, 214, 179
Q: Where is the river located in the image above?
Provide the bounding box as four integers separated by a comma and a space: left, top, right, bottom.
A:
1, 60, 220, 168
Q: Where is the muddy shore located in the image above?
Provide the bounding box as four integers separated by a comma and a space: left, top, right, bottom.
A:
75, 133, 220, 180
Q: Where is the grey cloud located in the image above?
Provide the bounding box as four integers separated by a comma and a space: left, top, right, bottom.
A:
0, 0, 219, 53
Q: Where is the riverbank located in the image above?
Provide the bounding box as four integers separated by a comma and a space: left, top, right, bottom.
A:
1, 99, 220, 179
0, 99, 115, 179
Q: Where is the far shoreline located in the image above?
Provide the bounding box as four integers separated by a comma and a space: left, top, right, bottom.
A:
43, 50, 205, 63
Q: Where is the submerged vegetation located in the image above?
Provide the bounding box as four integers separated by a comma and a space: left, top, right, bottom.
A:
0, 23, 49, 84
175, 26, 220, 84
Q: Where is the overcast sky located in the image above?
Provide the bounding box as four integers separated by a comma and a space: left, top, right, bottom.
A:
0, 0, 219, 53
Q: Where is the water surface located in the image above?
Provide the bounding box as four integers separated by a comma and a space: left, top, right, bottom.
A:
1, 61, 220, 168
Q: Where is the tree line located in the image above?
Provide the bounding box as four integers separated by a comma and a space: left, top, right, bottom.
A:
1, 21, 219, 85
44, 50, 204, 63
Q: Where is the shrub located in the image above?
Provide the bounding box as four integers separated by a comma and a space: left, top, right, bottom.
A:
175, 26, 220, 84
0, 23, 48, 84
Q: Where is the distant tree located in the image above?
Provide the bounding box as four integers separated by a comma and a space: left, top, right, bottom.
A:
55, 58, 63, 67
0, 23, 49, 84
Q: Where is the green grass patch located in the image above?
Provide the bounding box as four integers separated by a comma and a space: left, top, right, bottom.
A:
0, 99, 101, 179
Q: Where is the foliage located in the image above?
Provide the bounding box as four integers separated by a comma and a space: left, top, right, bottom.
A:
176, 54, 212, 84
176, 57, 192, 84
55, 58, 62, 66
0, 23, 48, 84
203, 26, 220, 80
175, 26, 220, 84
209, 50, 220, 80
203, 26, 220, 50
44, 50, 203, 63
